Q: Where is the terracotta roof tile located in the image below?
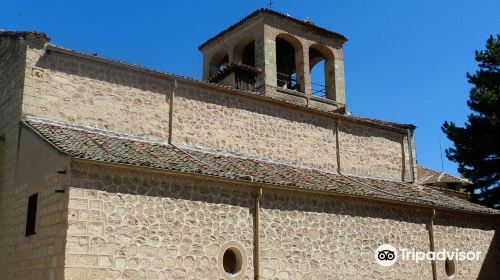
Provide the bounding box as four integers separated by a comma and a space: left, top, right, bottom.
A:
416, 165, 469, 185
208, 62, 261, 83
0, 30, 49, 41
23, 118, 497, 214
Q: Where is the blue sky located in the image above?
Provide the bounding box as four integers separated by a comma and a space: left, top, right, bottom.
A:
2, 0, 499, 175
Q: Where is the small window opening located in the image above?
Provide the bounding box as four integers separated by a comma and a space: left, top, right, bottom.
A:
25, 193, 38, 236
445, 258, 456, 277
222, 247, 242, 275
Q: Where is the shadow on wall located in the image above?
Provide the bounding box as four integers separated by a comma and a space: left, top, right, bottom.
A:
432, 211, 500, 279
478, 223, 500, 279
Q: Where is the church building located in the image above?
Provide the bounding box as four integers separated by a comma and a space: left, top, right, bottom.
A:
0, 9, 499, 280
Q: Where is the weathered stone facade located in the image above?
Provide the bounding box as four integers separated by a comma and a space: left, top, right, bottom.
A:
66, 164, 255, 280
1, 9, 499, 280
25, 50, 172, 139
61, 163, 498, 279
0, 32, 29, 274
3, 125, 70, 279
174, 83, 339, 172
20, 46, 414, 182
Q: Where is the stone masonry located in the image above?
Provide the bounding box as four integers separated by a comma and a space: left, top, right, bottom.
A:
1, 9, 499, 280
66, 164, 255, 280
0, 32, 30, 274
21, 47, 414, 182
61, 163, 498, 279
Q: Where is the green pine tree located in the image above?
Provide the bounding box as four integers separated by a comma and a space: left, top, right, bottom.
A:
442, 35, 500, 208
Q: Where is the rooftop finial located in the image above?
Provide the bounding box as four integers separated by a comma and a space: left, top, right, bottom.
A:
267, 0, 274, 9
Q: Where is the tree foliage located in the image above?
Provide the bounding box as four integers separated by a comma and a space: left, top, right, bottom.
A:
442, 35, 500, 208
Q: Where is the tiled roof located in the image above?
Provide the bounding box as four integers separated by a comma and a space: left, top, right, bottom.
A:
23, 118, 497, 214
0, 30, 49, 41
199, 9, 347, 50
416, 165, 469, 186
428, 186, 470, 201
208, 62, 262, 83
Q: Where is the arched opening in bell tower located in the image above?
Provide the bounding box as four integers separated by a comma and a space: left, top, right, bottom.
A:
276, 34, 302, 92
242, 41, 255, 67
208, 51, 229, 78
309, 44, 335, 100
233, 38, 256, 67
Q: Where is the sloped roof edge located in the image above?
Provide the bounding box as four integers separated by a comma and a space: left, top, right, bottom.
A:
416, 164, 469, 185
22, 117, 497, 215
0, 30, 50, 41
198, 9, 348, 50
208, 62, 261, 83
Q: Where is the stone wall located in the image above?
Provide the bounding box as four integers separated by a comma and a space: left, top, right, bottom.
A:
434, 212, 499, 279
174, 83, 339, 172
24, 50, 172, 139
66, 163, 499, 280
66, 164, 255, 280
174, 83, 414, 180
22, 45, 413, 181
4, 126, 70, 279
0, 34, 28, 274
338, 121, 406, 179
260, 190, 433, 279
6, 174, 69, 280
260, 190, 500, 280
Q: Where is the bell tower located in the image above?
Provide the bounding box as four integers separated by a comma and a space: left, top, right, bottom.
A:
199, 9, 348, 110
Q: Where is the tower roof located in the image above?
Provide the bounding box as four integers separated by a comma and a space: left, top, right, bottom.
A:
198, 8, 347, 50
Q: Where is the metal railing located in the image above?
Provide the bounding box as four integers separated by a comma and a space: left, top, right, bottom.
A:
310, 82, 326, 98
277, 72, 327, 98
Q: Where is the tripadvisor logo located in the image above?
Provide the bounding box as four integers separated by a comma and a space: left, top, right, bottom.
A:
375, 244, 398, 266
375, 244, 481, 266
